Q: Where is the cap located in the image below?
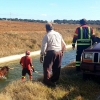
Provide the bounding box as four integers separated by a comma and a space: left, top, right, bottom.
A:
26, 50, 30, 55
80, 18, 87, 25
45, 23, 53, 31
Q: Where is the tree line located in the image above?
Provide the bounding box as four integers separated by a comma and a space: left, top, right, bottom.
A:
0, 18, 100, 25
0, 18, 47, 23
54, 19, 100, 25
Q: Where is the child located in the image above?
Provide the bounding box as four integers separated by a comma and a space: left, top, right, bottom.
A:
20, 50, 34, 81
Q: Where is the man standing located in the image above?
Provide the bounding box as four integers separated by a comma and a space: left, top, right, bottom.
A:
40, 23, 66, 86
72, 18, 95, 72
20, 50, 34, 81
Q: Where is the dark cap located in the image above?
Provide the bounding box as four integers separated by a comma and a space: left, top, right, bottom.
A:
80, 18, 87, 25
45, 23, 53, 31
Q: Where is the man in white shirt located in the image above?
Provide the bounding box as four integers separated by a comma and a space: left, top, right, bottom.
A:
40, 23, 66, 86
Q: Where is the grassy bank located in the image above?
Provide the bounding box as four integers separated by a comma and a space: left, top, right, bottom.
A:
0, 21, 75, 57
0, 20, 100, 57
0, 62, 100, 100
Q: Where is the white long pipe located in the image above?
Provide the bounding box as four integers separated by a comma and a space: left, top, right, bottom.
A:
0, 44, 72, 64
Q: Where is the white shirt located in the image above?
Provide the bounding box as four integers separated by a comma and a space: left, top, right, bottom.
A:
40, 30, 67, 56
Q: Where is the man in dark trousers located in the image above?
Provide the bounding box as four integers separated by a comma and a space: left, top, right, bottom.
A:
72, 18, 95, 72
40, 23, 66, 86
20, 50, 34, 81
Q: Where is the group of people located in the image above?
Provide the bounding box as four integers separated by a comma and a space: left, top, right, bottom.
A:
20, 18, 97, 86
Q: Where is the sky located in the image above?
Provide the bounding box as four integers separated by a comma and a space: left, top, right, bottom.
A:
0, 0, 100, 21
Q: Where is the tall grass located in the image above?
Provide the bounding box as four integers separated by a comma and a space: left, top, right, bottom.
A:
0, 62, 100, 100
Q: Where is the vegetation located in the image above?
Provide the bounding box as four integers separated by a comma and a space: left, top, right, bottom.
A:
0, 20, 100, 57
54, 19, 100, 25
0, 62, 100, 100
0, 21, 100, 100
1, 18, 100, 25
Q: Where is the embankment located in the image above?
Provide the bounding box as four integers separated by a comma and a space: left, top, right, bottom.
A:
0, 45, 72, 63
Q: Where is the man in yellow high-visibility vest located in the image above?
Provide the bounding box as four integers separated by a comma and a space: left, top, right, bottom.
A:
72, 18, 95, 72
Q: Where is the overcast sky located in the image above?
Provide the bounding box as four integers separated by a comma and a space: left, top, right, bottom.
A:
0, 0, 100, 21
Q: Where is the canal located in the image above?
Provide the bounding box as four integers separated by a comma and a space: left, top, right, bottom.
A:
0, 49, 76, 91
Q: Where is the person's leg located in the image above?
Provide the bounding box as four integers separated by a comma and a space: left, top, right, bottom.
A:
51, 67, 61, 83
76, 45, 90, 72
51, 51, 62, 83
27, 69, 33, 81
43, 51, 54, 85
76, 46, 84, 71
76, 51, 81, 71
22, 69, 26, 81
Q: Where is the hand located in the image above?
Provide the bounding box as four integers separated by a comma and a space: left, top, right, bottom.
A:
31, 68, 35, 72
32, 68, 35, 72
40, 56, 43, 63
72, 46, 75, 50
62, 51, 64, 56
31, 66, 35, 72
21, 63, 23, 66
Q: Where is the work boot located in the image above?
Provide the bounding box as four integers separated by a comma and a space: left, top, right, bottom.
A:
22, 78, 26, 81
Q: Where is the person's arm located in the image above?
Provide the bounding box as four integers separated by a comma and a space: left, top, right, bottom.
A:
61, 38, 66, 53
72, 28, 78, 49
31, 65, 35, 72
40, 35, 48, 63
40, 55, 44, 63
29, 57, 35, 71
20, 58, 23, 66
91, 28, 96, 44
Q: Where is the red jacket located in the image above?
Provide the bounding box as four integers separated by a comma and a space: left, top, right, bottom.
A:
20, 56, 32, 70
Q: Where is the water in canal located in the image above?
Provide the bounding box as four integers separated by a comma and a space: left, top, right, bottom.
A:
0, 49, 76, 91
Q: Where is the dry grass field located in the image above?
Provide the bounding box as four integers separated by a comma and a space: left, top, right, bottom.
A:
0, 20, 100, 57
